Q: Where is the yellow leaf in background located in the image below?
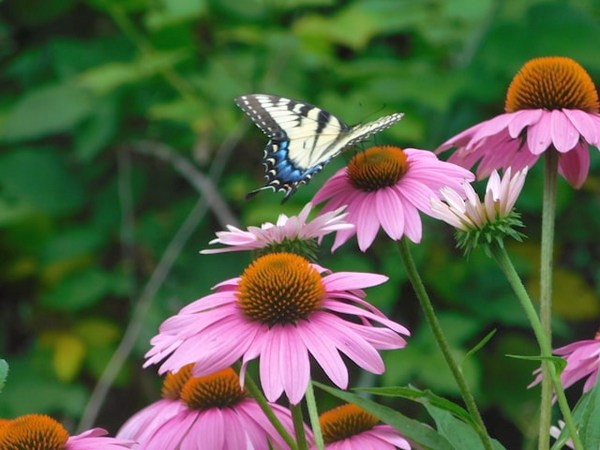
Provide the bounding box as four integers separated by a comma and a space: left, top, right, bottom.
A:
527, 268, 600, 321
52, 334, 86, 383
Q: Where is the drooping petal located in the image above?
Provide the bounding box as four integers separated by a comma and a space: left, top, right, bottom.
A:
551, 110, 580, 152
558, 142, 590, 188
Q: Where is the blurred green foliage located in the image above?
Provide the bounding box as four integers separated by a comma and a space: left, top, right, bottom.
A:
1, 0, 600, 447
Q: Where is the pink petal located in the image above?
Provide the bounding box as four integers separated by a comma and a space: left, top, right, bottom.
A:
551, 110, 580, 152
527, 112, 553, 154
558, 143, 590, 188
469, 113, 516, 145
563, 109, 600, 145
375, 188, 404, 239
355, 194, 381, 251
508, 109, 543, 138
398, 201, 422, 243
297, 320, 348, 388
323, 272, 388, 290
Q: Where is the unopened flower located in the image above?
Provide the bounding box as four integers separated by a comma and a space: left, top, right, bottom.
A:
431, 168, 527, 254
438, 56, 600, 188
531, 332, 600, 394
201, 202, 352, 259
145, 252, 409, 404
128, 368, 301, 450
0, 414, 134, 449
312, 146, 474, 251
314, 403, 411, 449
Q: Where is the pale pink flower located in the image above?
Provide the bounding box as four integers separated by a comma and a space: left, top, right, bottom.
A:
550, 420, 574, 449
431, 167, 527, 231
130, 368, 302, 450
145, 252, 409, 404
201, 202, 352, 254
530, 333, 600, 393
438, 57, 600, 188
315, 403, 411, 450
67, 429, 136, 449
312, 146, 474, 251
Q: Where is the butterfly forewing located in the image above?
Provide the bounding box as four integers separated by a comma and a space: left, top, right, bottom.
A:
236, 94, 403, 201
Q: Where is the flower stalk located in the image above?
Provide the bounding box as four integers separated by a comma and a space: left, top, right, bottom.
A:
490, 243, 583, 450
539, 149, 559, 450
397, 238, 494, 450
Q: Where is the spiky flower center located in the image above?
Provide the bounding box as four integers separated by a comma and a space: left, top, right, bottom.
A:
505, 56, 599, 112
320, 404, 379, 444
256, 237, 320, 262
0, 414, 69, 450
347, 146, 409, 192
161, 363, 194, 400
180, 368, 246, 410
237, 252, 325, 326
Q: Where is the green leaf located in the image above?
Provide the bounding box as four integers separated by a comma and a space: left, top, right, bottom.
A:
78, 49, 190, 94
0, 83, 94, 142
425, 404, 506, 450
40, 268, 118, 311
0, 359, 8, 394
505, 354, 567, 373
580, 378, 600, 448
462, 329, 497, 367
358, 385, 473, 425
144, 0, 207, 30
315, 382, 454, 450
0, 148, 86, 216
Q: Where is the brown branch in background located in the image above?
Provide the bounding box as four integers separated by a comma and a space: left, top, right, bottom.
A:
131, 140, 240, 229
77, 122, 245, 431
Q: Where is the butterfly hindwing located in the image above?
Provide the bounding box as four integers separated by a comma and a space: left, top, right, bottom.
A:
236, 94, 403, 201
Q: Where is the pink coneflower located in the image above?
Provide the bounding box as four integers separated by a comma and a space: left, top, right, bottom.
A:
312, 146, 474, 251
531, 332, 600, 394
117, 364, 193, 442
438, 56, 600, 188
145, 252, 409, 404
0, 414, 134, 449
201, 202, 352, 257
315, 403, 411, 449
135, 368, 301, 450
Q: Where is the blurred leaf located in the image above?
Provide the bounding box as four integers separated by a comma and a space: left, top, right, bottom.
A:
0, 357, 87, 417
316, 382, 454, 450
425, 404, 507, 450
75, 318, 121, 347
0, 359, 8, 394
0, 83, 94, 142
145, 0, 207, 30
0, 148, 85, 215
41, 332, 86, 382
41, 268, 118, 311
7, 0, 77, 26
78, 49, 190, 94
74, 97, 118, 161
0, 198, 35, 226
294, 0, 427, 51
86, 0, 150, 13
41, 226, 106, 266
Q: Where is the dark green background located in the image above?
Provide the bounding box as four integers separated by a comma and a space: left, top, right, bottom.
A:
1, 0, 599, 448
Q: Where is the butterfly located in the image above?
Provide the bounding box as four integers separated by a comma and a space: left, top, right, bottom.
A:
235, 94, 404, 201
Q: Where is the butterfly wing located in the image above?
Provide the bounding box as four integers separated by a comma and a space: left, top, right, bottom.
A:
236, 94, 403, 201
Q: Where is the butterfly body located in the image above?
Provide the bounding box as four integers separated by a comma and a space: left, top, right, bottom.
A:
236, 94, 403, 200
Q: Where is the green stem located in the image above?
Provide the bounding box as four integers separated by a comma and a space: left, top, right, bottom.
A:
491, 245, 583, 450
540, 150, 558, 449
291, 403, 309, 450
397, 239, 494, 450
243, 373, 298, 450
306, 381, 325, 450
